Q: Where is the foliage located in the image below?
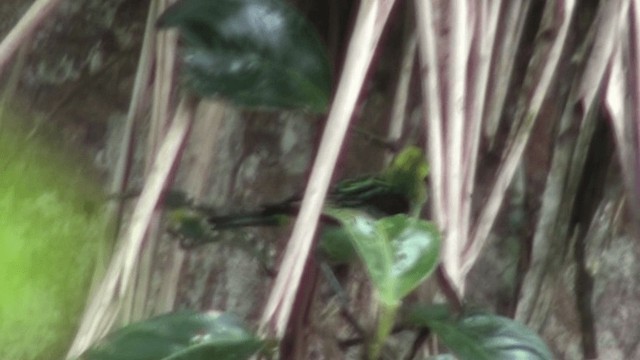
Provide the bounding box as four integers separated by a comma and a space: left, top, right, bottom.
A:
165, 146, 429, 253
325, 210, 440, 306
82, 205, 549, 360
157, 0, 331, 112
325, 209, 440, 358
77, 311, 263, 360
0, 108, 108, 360
0, 0, 586, 357
405, 304, 553, 360
76, 0, 555, 357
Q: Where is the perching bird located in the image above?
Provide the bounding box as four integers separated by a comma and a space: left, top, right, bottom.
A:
168, 146, 428, 253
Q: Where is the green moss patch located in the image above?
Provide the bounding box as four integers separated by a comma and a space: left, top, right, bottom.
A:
0, 108, 108, 360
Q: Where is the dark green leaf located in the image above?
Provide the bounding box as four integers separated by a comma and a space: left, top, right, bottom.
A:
402, 303, 452, 325
78, 311, 262, 360
157, 0, 331, 112
406, 305, 553, 360
318, 225, 358, 264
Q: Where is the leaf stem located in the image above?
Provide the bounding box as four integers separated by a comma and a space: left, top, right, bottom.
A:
368, 302, 398, 360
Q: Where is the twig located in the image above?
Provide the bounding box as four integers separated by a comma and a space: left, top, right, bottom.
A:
462, 0, 578, 278
65, 95, 196, 359
459, 0, 502, 273
259, 0, 398, 340
124, 0, 181, 325
386, 6, 418, 164
414, 0, 445, 235
513, 0, 619, 326
483, 1, 532, 144
107, 0, 160, 238
0, 0, 66, 75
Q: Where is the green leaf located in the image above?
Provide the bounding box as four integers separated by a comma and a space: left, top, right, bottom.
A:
318, 225, 358, 264
323, 208, 392, 303
324, 209, 440, 306
157, 0, 331, 112
78, 311, 262, 360
382, 216, 440, 300
406, 305, 553, 360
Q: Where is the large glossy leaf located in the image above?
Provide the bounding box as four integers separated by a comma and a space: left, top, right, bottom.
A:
406, 305, 553, 360
325, 209, 441, 306
328, 209, 391, 298
77, 311, 262, 360
157, 0, 331, 112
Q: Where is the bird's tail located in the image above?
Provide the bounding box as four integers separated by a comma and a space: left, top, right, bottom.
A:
167, 207, 290, 249
205, 211, 289, 229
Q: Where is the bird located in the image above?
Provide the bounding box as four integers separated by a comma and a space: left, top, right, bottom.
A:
167, 146, 429, 257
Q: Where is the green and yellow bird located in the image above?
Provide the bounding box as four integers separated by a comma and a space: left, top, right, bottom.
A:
168, 146, 429, 254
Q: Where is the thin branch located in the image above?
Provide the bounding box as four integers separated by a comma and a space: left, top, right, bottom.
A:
147, 3, 179, 167
154, 100, 228, 313
459, 0, 502, 283
386, 29, 416, 164
483, 1, 531, 144
513, 0, 622, 325
626, 0, 640, 227
414, 0, 445, 229
68, 2, 160, 356
124, 0, 180, 325
65, 95, 196, 359
0, 0, 65, 75
259, 0, 398, 340
605, 42, 629, 180
462, 0, 577, 277
107, 0, 159, 234
605, 0, 640, 233
442, 0, 471, 289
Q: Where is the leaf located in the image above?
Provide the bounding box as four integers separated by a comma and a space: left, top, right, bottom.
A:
382, 216, 440, 299
318, 225, 358, 264
336, 210, 393, 301
157, 0, 331, 112
324, 209, 440, 306
78, 311, 262, 360
406, 305, 553, 360
426, 355, 456, 360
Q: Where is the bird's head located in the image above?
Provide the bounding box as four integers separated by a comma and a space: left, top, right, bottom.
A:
385, 146, 429, 215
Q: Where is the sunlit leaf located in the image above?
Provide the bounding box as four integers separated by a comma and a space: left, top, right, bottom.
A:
325, 208, 392, 296
157, 0, 331, 112
78, 311, 262, 360
406, 305, 553, 360
381, 215, 440, 299
325, 209, 440, 306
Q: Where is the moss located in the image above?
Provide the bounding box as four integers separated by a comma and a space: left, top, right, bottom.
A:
0, 107, 108, 360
